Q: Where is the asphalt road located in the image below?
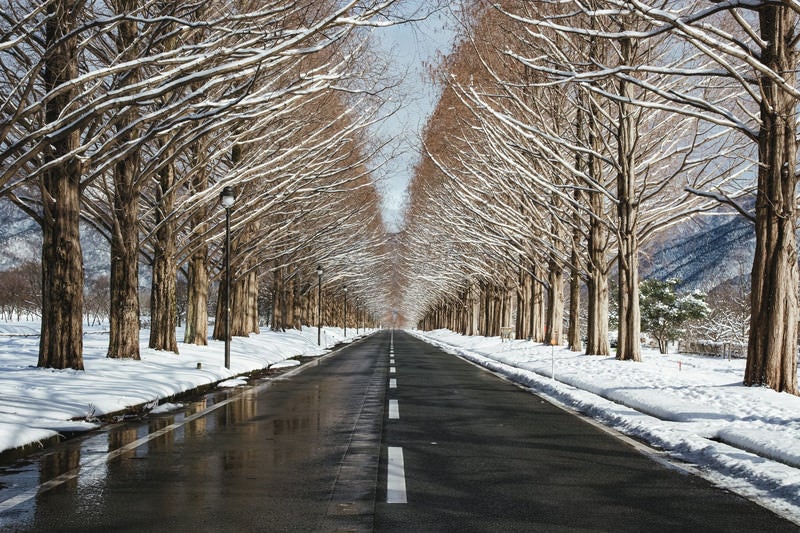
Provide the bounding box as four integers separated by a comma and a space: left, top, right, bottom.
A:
0, 329, 796, 532
375, 330, 797, 532
0, 333, 388, 532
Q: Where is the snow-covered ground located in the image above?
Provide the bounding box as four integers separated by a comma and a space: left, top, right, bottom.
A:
1, 323, 799, 524
410, 329, 800, 525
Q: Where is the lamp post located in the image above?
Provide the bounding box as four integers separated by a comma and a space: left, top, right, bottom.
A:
220, 186, 236, 369
316, 265, 323, 345
343, 286, 348, 337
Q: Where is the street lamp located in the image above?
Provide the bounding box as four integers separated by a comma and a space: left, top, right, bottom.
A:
316, 265, 323, 345
343, 286, 348, 337
220, 186, 236, 369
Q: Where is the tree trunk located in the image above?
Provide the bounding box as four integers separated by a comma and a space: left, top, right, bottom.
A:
38, 0, 86, 370
184, 249, 209, 345
568, 230, 582, 351
230, 268, 258, 336
286, 277, 296, 330
107, 0, 141, 360
183, 160, 209, 346
744, 4, 799, 394
531, 266, 546, 342
271, 268, 284, 332
516, 266, 532, 340
501, 278, 514, 330
149, 153, 178, 353
583, 60, 612, 357
586, 192, 611, 356
546, 259, 564, 345
292, 282, 304, 330
615, 35, 641, 362
107, 185, 141, 359
469, 282, 480, 335
213, 268, 229, 341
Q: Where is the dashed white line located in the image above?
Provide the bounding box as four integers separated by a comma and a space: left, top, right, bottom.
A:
390, 366, 396, 374
389, 399, 400, 419
389, 378, 397, 389
387, 446, 407, 504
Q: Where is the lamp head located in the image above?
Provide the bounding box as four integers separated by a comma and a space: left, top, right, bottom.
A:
220, 186, 236, 208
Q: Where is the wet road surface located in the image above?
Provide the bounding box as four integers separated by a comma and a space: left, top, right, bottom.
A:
0, 333, 387, 532
0, 330, 797, 532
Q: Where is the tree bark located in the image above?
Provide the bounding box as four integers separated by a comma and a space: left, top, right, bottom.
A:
271, 268, 284, 332
568, 190, 582, 351
615, 35, 641, 362
501, 278, 514, 330
107, 1, 141, 360
531, 265, 546, 342
468, 282, 480, 335
183, 157, 209, 346
546, 259, 564, 345
149, 152, 178, 353
567, 258, 582, 351
230, 268, 258, 336
38, 0, 86, 370
516, 266, 532, 340
586, 188, 611, 356
744, 4, 798, 394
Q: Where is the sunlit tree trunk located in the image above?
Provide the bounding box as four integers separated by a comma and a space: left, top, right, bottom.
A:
568, 177, 582, 351
516, 266, 532, 340
149, 149, 178, 353
183, 148, 209, 346
615, 35, 641, 362
531, 266, 546, 342
546, 258, 564, 345
270, 267, 284, 332
567, 251, 582, 351
38, 0, 86, 370
230, 264, 258, 336
107, 0, 142, 360
744, 4, 798, 394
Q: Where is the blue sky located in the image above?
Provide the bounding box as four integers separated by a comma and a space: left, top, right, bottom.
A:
371, 4, 461, 231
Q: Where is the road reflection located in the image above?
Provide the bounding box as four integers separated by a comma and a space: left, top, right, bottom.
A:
0, 352, 370, 531
0, 387, 243, 530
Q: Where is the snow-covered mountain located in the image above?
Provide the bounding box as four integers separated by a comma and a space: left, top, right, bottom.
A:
0, 200, 109, 277
641, 208, 755, 292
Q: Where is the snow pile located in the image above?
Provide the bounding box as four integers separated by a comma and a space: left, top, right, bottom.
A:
410, 329, 800, 523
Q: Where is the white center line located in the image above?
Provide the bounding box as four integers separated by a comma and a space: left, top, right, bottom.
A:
387, 446, 408, 504
389, 399, 400, 419
390, 366, 396, 374
389, 378, 397, 389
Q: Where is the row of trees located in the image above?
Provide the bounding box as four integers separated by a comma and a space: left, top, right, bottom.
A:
1, 0, 415, 370
400, 0, 799, 394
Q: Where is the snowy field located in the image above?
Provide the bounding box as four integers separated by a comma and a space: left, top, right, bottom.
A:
410, 329, 800, 525
0, 323, 799, 524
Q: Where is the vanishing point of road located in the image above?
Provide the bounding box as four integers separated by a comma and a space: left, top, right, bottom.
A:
0, 330, 795, 532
